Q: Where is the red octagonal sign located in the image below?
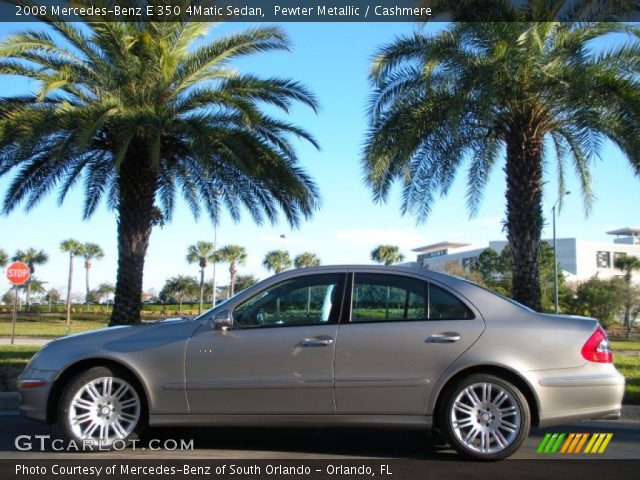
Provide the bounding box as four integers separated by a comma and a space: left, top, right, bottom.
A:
6, 261, 30, 285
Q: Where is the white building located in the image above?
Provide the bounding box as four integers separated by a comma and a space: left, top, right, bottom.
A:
412, 227, 640, 284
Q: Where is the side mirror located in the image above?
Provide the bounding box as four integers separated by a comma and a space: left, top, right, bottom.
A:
212, 310, 232, 331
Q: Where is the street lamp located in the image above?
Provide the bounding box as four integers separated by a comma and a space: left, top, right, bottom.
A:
552, 191, 571, 314
212, 220, 218, 308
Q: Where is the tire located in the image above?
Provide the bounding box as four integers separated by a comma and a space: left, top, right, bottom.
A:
58, 366, 147, 450
439, 373, 530, 460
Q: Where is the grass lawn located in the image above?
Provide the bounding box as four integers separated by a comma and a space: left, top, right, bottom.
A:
0, 345, 40, 391
0, 313, 109, 337
611, 340, 640, 352
614, 355, 640, 405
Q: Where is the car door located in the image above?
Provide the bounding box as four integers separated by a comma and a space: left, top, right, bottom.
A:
185, 272, 346, 414
334, 272, 484, 414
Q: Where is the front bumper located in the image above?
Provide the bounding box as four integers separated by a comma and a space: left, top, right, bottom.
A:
17, 369, 58, 423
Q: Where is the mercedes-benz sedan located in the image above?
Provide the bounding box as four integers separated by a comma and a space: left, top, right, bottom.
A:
18, 265, 624, 460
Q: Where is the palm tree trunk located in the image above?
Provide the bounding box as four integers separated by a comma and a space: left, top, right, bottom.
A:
198, 267, 205, 314
229, 262, 237, 297
110, 149, 158, 326
25, 281, 31, 312
85, 262, 90, 313
65, 254, 73, 331
505, 117, 544, 311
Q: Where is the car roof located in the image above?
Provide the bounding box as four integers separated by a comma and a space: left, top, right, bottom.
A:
270, 264, 467, 287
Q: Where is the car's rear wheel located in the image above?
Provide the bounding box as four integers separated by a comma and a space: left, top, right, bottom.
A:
58, 366, 147, 449
440, 373, 530, 460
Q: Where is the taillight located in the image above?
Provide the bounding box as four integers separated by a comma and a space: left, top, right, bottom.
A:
581, 327, 612, 363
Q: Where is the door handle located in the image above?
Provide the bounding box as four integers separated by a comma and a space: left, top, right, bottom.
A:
426, 332, 461, 343
299, 336, 334, 347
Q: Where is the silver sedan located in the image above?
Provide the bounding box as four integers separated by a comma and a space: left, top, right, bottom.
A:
18, 265, 624, 460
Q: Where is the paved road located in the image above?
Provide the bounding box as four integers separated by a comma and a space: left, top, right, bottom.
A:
0, 413, 638, 460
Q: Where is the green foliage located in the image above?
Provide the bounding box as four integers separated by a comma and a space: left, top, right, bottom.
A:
159, 275, 200, 308
59, 239, 84, 257
569, 277, 626, 328
370, 245, 404, 266
474, 244, 570, 312
234, 274, 259, 293
294, 252, 321, 268
12, 248, 48, 272
186, 241, 216, 269
263, 250, 292, 273
0, 248, 7, 267
82, 243, 104, 262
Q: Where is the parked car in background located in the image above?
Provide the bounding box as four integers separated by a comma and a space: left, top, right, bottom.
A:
18, 265, 624, 460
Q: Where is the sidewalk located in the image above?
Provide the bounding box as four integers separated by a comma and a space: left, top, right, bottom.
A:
0, 337, 52, 346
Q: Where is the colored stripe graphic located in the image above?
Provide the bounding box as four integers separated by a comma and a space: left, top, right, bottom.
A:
537, 433, 613, 454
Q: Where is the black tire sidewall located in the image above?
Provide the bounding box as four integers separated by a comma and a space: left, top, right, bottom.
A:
440, 373, 531, 461
57, 366, 147, 450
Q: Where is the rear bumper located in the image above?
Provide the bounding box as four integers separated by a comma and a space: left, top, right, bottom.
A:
524, 364, 625, 428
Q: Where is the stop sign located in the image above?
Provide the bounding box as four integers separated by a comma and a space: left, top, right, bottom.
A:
6, 261, 31, 285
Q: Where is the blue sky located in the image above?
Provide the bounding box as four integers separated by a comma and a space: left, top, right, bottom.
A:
0, 21, 639, 298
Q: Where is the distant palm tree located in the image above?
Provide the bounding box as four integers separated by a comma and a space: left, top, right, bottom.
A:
12, 248, 48, 311
263, 250, 292, 274
294, 252, 321, 316
370, 245, 404, 266
186, 241, 216, 314
294, 252, 321, 269
217, 245, 248, 297
0, 248, 7, 268
82, 242, 104, 312
364, 3, 640, 310
0, 14, 320, 326
60, 239, 84, 332
615, 255, 640, 336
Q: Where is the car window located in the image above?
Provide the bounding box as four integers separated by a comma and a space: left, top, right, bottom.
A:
352, 273, 427, 322
428, 284, 474, 320
233, 273, 344, 327
351, 273, 474, 322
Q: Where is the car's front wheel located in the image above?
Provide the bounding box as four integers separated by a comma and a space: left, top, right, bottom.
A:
440, 373, 530, 460
58, 366, 146, 449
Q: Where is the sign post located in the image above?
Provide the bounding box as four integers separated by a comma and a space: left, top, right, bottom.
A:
6, 261, 31, 345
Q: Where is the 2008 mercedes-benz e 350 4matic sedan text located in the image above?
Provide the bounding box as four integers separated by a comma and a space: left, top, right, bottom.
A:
18, 265, 624, 460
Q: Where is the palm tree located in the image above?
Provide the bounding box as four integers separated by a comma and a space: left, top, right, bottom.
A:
82, 242, 104, 312
294, 252, 321, 316
263, 250, 292, 274
12, 248, 48, 311
370, 245, 404, 266
364, 3, 640, 310
217, 245, 247, 297
615, 255, 640, 336
60, 239, 84, 332
294, 252, 321, 269
186, 241, 216, 314
0, 12, 320, 325
0, 248, 7, 268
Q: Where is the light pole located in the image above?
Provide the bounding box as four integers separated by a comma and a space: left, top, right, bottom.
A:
552, 191, 571, 314
212, 221, 218, 308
